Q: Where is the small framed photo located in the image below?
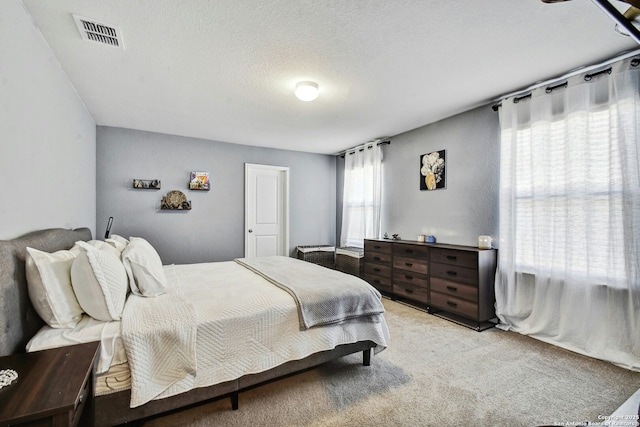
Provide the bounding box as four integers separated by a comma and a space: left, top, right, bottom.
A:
420, 150, 446, 191
189, 171, 210, 190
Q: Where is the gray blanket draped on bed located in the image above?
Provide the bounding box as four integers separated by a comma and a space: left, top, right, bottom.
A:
234, 256, 384, 329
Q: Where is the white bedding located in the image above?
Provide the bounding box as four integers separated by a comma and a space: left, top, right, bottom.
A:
27, 260, 390, 409
26, 314, 125, 374
125, 261, 389, 407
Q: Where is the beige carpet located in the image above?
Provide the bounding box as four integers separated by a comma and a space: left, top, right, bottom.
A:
141, 298, 640, 426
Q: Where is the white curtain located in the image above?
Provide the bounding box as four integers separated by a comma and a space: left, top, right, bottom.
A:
340, 142, 383, 248
496, 55, 640, 371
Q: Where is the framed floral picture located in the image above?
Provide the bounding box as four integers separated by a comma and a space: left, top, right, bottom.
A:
189, 171, 210, 191
420, 150, 446, 191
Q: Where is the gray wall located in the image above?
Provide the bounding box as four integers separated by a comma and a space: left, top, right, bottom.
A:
382, 105, 500, 246
337, 105, 500, 248
96, 127, 336, 264
0, 0, 96, 240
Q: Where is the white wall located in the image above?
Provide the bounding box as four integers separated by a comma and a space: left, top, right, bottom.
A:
0, 0, 96, 239
96, 126, 336, 264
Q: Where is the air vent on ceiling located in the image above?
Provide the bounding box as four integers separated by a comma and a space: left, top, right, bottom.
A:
73, 14, 123, 48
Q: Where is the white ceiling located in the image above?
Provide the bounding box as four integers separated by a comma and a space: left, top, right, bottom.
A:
21, 0, 638, 154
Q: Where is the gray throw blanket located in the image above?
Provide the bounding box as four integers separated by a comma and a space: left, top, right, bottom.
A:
234, 256, 384, 329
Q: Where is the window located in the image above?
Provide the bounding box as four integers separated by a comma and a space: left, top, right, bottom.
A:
495, 55, 640, 370
506, 106, 630, 286
340, 143, 382, 248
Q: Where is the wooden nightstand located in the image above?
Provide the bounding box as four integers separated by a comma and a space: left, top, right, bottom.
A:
0, 341, 100, 427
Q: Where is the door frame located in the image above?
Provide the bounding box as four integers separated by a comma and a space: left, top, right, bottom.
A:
244, 163, 290, 257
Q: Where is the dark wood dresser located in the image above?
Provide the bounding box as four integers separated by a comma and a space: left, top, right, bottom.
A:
364, 239, 497, 330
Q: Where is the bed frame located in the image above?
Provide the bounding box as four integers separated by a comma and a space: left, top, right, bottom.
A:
0, 228, 376, 426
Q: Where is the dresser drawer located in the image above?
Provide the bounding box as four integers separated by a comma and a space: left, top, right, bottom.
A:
364, 273, 392, 293
393, 282, 429, 304
393, 270, 428, 289
365, 263, 391, 278
393, 243, 429, 259
393, 256, 428, 275
430, 262, 478, 286
430, 248, 477, 269
365, 251, 392, 266
364, 240, 392, 254
430, 291, 478, 319
430, 277, 478, 302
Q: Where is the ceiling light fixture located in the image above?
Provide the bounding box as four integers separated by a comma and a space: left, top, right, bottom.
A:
295, 81, 319, 102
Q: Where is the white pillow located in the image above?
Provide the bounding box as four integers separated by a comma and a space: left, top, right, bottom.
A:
105, 234, 129, 253
71, 242, 129, 321
83, 239, 123, 258
121, 237, 167, 297
25, 246, 84, 328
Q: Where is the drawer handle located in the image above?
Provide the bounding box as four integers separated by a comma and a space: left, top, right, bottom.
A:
446, 255, 457, 261
405, 249, 414, 254
373, 256, 381, 261
446, 285, 458, 292
405, 275, 413, 280
447, 301, 458, 307
373, 279, 381, 284
404, 262, 413, 267
373, 268, 381, 272
446, 271, 457, 276
374, 245, 382, 249
405, 288, 414, 294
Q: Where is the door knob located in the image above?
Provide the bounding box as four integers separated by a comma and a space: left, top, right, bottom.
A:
248, 229, 253, 233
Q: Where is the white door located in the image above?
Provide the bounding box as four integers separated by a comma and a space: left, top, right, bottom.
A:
245, 163, 289, 258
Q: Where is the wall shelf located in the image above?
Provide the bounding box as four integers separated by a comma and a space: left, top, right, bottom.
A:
160, 204, 191, 211
133, 179, 161, 189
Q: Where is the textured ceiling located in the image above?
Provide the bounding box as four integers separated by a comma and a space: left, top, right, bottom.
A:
21, 0, 638, 154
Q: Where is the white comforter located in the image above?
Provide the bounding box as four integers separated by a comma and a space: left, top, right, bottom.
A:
122, 261, 390, 408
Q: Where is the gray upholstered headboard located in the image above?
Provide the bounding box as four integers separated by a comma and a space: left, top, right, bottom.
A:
0, 227, 92, 356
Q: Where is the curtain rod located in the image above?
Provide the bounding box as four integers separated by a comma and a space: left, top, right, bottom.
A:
491, 47, 640, 111
337, 139, 391, 158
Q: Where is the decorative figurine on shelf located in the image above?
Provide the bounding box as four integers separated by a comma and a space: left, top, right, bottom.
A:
392, 234, 400, 240
161, 190, 191, 210
426, 235, 436, 243
383, 232, 389, 239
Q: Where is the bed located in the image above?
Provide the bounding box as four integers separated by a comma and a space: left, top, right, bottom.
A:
0, 228, 388, 426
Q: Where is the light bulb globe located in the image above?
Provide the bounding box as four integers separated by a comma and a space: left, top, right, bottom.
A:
295, 81, 319, 102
